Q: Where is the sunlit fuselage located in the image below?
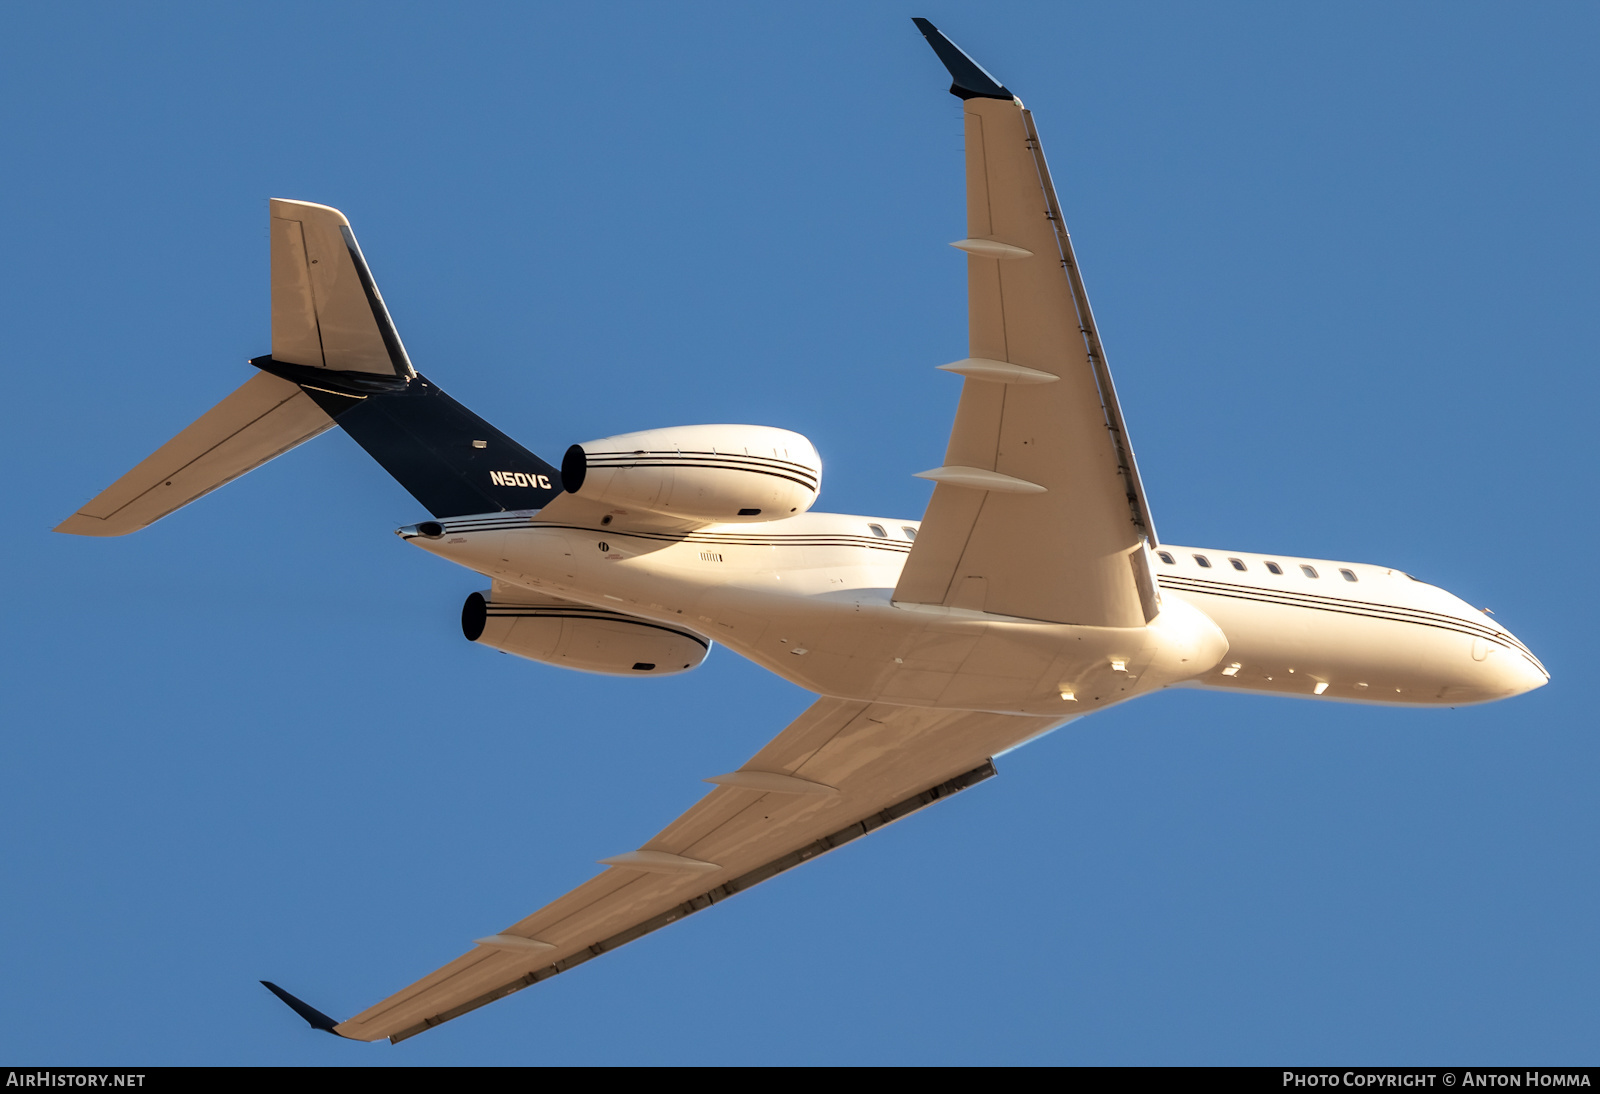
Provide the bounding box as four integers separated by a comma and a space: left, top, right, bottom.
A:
403, 510, 1547, 719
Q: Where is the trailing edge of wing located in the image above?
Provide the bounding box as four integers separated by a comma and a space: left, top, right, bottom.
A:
1020, 110, 1159, 549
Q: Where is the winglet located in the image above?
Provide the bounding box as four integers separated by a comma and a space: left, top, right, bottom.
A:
261, 981, 348, 1037
911, 18, 1014, 101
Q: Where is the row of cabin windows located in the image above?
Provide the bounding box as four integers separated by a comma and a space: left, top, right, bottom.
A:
866, 525, 1363, 582
1156, 550, 1358, 583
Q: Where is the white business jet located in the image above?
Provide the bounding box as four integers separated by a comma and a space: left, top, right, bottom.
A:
55, 20, 1547, 1043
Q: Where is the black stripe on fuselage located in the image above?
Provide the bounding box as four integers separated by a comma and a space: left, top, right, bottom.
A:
1158, 575, 1542, 669
484, 607, 711, 649
1159, 573, 1515, 641
586, 450, 817, 474
436, 516, 914, 553
583, 455, 819, 492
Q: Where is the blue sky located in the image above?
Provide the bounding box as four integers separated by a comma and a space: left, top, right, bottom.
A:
2, 1, 1596, 1065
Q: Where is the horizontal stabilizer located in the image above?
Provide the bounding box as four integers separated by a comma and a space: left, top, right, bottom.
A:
55, 372, 334, 537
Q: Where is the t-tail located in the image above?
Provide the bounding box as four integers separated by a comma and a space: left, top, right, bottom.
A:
55, 199, 562, 537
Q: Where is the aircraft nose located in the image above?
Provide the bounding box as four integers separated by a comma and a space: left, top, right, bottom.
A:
1502, 648, 1550, 697
1478, 630, 1549, 699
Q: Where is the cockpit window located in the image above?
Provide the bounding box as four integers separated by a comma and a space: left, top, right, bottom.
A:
1264, 561, 1283, 575
1229, 558, 1247, 571
1157, 551, 1175, 564
868, 524, 888, 538
1300, 565, 1319, 578
1339, 568, 1358, 582
1193, 555, 1212, 568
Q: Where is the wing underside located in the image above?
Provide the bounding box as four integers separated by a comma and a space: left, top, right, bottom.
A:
895, 23, 1159, 628
330, 698, 1060, 1042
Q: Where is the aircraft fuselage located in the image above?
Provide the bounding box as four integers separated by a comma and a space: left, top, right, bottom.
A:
404, 510, 1546, 719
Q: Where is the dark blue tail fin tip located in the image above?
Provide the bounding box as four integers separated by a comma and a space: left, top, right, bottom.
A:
261, 980, 347, 1037
911, 18, 1014, 101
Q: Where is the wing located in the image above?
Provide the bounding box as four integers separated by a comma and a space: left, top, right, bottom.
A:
895, 21, 1159, 629
328, 697, 1061, 1043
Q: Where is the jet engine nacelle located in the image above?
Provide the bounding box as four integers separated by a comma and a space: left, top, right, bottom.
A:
560, 424, 820, 523
461, 592, 709, 676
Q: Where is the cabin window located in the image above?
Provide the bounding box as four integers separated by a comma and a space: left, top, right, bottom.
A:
1340, 568, 1358, 582
1300, 565, 1319, 578
1157, 551, 1175, 564
1193, 555, 1212, 568
868, 524, 888, 538
1262, 561, 1282, 575
901, 526, 917, 540
1229, 558, 1246, 571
